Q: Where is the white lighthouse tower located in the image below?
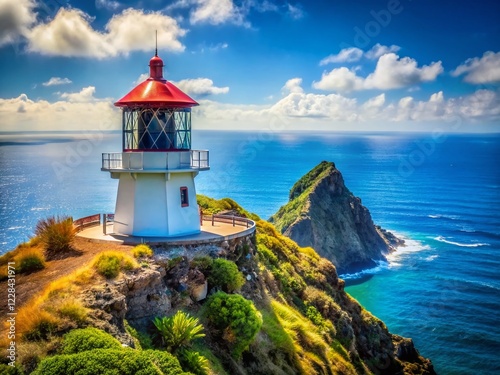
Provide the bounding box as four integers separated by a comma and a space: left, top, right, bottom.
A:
101, 52, 209, 237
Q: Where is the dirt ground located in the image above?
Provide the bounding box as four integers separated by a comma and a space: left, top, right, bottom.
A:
0, 238, 132, 318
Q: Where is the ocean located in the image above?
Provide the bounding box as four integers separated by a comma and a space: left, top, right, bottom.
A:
1, 130, 499, 374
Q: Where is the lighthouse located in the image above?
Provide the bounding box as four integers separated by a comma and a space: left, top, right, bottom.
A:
101, 52, 209, 237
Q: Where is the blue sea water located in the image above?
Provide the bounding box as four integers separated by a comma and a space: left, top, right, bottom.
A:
0, 131, 499, 374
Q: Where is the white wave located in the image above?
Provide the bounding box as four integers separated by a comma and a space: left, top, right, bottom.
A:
386, 232, 431, 263
424, 254, 439, 261
428, 214, 459, 220
434, 236, 490, 248
7, 226, 22, 230
340, 260, 390, 280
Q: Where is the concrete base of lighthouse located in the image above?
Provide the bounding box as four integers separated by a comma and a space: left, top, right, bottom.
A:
112, 171, 200, 237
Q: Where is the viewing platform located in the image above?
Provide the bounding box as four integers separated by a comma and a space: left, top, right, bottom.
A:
101, 150, 209, 173
74, 214, 255, 246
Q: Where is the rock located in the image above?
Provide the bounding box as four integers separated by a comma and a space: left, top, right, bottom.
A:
187, 268, 208, 301
270, 161, 403, 274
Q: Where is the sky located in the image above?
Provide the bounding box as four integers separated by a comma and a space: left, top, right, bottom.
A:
0, 0, 499, 133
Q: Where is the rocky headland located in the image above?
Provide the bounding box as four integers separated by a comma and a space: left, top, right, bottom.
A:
270, 161, 404, 274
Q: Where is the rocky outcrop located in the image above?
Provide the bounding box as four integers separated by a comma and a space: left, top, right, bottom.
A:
270, 161, 403, 274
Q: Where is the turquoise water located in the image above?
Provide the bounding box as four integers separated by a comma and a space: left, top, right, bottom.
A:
1, 131, 499, 374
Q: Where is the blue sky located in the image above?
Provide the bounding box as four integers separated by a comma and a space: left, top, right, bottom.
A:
0, 0, 499, 132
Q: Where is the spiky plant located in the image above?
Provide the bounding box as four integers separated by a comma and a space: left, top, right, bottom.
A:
153, 310, 205, 353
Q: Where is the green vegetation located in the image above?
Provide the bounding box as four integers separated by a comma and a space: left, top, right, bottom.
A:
32, 349, 189, 375
153, 310, 205, 353
208, 258, 245, 292
60, 327, 122, 354
269, 161, 339, 233
189, 256, 213, 274
93, 251, 138, 278
132, 244, 154, 258
125, 320, 153, 350
15, 248, 46, 274
204, 292, 262, 358
177, 349, 209, 375
197, 195, 259, 221
34, 216, 76, 260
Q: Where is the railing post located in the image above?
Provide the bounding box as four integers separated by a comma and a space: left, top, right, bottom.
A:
232, 216, 235, 227
212, 215, 215, 226
103, 213, 107, 235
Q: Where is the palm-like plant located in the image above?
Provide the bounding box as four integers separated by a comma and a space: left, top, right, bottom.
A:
153, 310, 205, 353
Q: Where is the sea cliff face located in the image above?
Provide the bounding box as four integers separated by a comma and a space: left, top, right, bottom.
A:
270, 161, 403, 274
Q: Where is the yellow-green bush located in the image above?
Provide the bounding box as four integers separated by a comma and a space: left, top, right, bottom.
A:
208, 258, 245, 293
132, 244, 154, 258
15, 248, 46, 274
93, 251, 138, 279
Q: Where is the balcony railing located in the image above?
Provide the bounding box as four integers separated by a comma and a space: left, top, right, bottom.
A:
101, 150, 209, 172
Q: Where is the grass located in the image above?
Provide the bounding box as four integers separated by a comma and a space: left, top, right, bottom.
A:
15, 248, 46, 274
132, 244, 154, 258
93, 251, 138, 278
34, 216, 76, 260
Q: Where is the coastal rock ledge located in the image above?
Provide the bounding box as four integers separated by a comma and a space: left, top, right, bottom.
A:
270, 161, 403, 274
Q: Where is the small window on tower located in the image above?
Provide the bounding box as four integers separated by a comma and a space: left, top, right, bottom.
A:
180, 187, 189, 207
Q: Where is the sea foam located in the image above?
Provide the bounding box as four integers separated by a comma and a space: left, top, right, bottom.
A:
434, 236, 490, 248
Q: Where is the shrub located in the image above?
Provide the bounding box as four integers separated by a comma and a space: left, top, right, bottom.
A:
132, 244, 154, 258
21, 310, 60, 341
15, 248, 46, 274
153, 310, 205, 353
60, 327, 121, 354
56, 299, 88, 325
178, 349, 209, 375
32, 348, 188, 375
189, 256, 213, 273
34, 216, 76, 259
208, 258, 245, 293
93, 251, 138, 279
204, 292, 262, 358
0, 364, 24, 374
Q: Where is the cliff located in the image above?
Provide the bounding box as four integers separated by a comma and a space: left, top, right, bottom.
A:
270, 161, 403, 274
1, 196, 434, 375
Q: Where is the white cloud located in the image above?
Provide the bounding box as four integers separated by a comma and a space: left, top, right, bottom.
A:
320, 48, 363, 65
320, 44, 401, 65
60, 86, 97, 102
134, 73, 150, 86
190, 0, 246, 26
27, 8, 186, 58
364, 53, 443, 89
452, 51, 500, 84
0, 0, 36, 46
173, 78, 229, 96
95, 0, 122, 11
43, 77, 72, 86
315, 53, 443, 92
313, 67, 364, 92
286, 3, 305, 19
282, 78, 304, 94
365, 43, 400, 59
0, 93, 120, 132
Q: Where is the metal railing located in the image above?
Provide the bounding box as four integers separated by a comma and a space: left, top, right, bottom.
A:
73, 214, 101, 232
190, 150, 209, 169
102, 153, 123, 170
101, 150, 209, 171
202, 214, 255, 228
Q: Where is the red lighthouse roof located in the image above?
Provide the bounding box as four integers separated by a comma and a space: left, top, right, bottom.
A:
115, 54, 198, 108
